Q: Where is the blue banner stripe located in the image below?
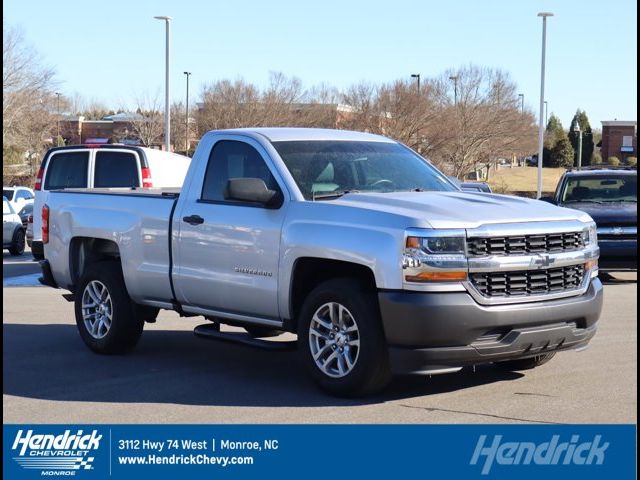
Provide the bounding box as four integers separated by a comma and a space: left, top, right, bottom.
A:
3, 424, 636, 480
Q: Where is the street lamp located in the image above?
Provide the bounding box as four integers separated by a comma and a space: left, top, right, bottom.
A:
154, 15, 171, 152
410, 74, 420, 93
544, 100, 548, 126
183, 71, 191, 153
575, 121, 583, 170
536, 12, 554, 199
518, 93, 524, 114
449, 75, 459, 106
55, 92, 62, 140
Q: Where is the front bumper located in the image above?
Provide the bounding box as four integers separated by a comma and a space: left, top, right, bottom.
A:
379, 279, 603, 373
598, 240, 637, 270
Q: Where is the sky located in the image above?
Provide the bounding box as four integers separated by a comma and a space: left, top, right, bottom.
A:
4, 0, 637, 129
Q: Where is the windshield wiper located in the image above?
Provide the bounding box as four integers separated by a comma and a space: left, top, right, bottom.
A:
563, 199, 605, 204
312, 190, 359, 201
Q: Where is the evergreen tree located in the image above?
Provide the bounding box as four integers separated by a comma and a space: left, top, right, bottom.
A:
545, 114, 565, 144
568, 109, 594, 167
544, 114, 566, 167
551, 137, 575, 168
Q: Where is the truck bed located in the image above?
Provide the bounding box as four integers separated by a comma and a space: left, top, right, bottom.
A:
45, 188, 179, 307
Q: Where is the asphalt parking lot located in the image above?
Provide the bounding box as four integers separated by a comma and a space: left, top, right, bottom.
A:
3, 250, 637, 424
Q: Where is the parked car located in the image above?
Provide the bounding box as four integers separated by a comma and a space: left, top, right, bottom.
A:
3, 186, 34, 216
31, 145, 192, 260
460, 182, 492, 193
447, 177, 492, 193
18, 202, 33, 227
41, 128, 602, 397
542, 167, 637, 270
3, 196, 26, 256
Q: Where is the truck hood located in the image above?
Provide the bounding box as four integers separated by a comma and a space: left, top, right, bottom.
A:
332, 191, 593, 229
558, 202, 637, 227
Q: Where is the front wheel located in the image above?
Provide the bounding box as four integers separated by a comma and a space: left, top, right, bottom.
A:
298, 278, 391, 397
496, 352, 556, 371
74, 261, 144, 354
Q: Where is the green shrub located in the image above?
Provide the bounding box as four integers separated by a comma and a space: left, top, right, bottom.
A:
607, 156, 621, 166
626, 157, 637, 167
591, 152, 603, 164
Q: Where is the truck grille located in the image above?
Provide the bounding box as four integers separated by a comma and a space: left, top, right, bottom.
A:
470, 265, 585, 297
467, 232, 584, 257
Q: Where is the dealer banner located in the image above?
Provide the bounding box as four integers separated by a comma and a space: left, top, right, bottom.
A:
3, 424, 635, 479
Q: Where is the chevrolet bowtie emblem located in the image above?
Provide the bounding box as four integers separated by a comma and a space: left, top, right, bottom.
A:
531, 254, 553, 268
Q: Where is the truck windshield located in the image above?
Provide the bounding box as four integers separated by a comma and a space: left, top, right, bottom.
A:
561, 175, 637, 203
271, 140, 455, 200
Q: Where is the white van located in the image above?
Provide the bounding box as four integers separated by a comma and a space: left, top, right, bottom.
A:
31, 145, 191, 259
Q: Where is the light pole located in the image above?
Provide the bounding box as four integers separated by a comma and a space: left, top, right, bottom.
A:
410, 74, 420, 93
449, 75, 459, 106
518, 93, 524, 114
55, 92, 62, 140
154, 15, 171, 152
183, 71, 191, 153
536, 12, 554, 199
544, 100, 548, 126
575, 122, 583, 170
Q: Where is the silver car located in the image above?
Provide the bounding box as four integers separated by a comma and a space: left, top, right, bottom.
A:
3, 196, 26, 256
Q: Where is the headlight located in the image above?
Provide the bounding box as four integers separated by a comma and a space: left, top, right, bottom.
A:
582, 222, 597, 246
403, 230, 468, 282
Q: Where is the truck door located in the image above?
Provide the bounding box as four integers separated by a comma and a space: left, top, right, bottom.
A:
172, 138, 287, 320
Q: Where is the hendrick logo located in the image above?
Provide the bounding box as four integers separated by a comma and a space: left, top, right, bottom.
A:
12, 429, 102, 475
470, 434, 609, 475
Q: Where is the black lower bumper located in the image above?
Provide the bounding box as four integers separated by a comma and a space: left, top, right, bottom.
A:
379, 279, 603, 373
598, 240, 637, 270
31, 240, 44, 258
38, 259, 58, 288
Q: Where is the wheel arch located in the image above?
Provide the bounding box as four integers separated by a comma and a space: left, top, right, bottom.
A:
286, 257, 377, 331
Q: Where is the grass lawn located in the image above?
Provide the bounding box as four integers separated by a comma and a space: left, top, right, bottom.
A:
488, 166, 565, 194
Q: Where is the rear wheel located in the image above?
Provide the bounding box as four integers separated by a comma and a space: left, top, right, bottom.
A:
9, 229, 25, 256
496, 352, 556, 371
74, 261, 144, 354
298, 278, 391, 397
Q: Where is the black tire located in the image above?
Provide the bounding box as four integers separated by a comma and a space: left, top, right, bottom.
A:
74, 261, 144, 354
496, 352, 556, 371
298, 278, 391, 397
244, 326, 282, 338
9, 228, 26, 256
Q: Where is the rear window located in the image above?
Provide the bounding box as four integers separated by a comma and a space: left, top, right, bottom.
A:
3, 189, 14, 200
44, 152, 89, 190
94, 151, 140, 188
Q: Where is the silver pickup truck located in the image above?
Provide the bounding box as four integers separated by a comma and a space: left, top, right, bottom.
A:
41, 128, 603, 396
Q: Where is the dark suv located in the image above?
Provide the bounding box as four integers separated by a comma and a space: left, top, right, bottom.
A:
543, 167, 637, 270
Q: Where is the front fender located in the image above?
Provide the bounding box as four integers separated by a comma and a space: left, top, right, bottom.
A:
279, 221, 404, 319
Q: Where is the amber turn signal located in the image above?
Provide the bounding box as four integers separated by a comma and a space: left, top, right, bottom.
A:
405, 271, 468, 282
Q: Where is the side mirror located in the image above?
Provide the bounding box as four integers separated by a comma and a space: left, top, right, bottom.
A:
224, 178, 280, 207
539, 196, 556, 204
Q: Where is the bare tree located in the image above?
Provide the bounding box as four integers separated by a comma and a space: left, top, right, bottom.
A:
129, 93, 164, 147
428, 66, 537, 178
3, 22, 56, 158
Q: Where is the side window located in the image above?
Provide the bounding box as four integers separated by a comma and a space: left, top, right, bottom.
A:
201, 141, 279, 203
44, 152, 90, 190
94, 151, 140, 188
16, 190, 33, 200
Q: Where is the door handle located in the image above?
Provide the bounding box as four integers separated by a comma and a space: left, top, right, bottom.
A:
183, 214, 204, 225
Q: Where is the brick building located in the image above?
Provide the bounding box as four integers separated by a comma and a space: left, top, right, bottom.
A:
600, 120, 637, 162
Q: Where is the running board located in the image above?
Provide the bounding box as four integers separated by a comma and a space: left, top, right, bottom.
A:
193, 324, 297, 351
